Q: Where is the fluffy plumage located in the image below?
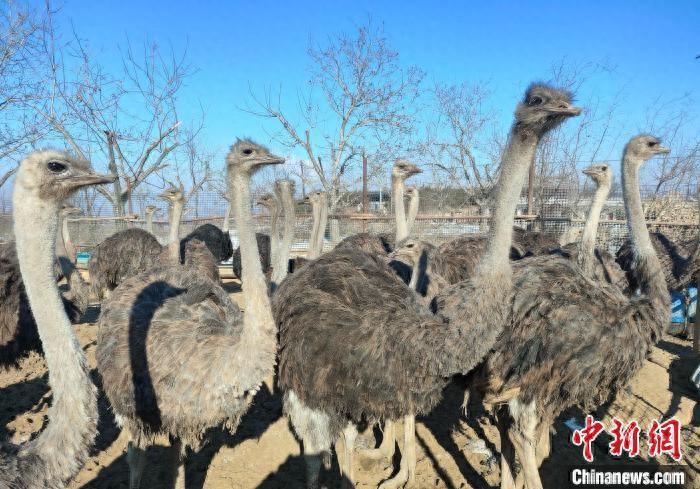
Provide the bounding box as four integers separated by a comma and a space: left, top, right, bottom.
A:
179, 223, 233, 264
88, 228, 163, 297
335, 232, 394, 255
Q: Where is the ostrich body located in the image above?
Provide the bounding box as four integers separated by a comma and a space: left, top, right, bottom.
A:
88, 187, 184, 298
96, 139, 283, 489
616, 190, 699, 291
441, 135, 671, 489
275, 84, 580, 488
231, 194, 277, 280
144, 205, 157, 235
178, 223, 233, 264
0, 150, 112, 488
335, 160, 421, 255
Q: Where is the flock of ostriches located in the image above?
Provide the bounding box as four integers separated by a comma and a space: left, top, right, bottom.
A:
0, 83, 698, 489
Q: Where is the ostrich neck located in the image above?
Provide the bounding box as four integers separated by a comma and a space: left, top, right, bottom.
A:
269, 204, 280, 271
168, 201, 183, 262
622, 154, 667, 301
406, 191, 419, 236
145, 213, 154, 234
223, 201, 231, 233
61, 216, 77, 262
272, 185, 295, 286
310, 198, 328, 260
393, 176, 408, 242
309, 201, 322, 259
11, 193, 96, 482
577, 180, 610, 275
479, 129, 539, 275
231, 171, 276, 343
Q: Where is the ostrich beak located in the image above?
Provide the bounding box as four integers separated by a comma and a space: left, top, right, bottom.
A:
70, 172, 117, 188
549, 103, 582, 116
656, 145, 671, 155
408, 166, 422, 176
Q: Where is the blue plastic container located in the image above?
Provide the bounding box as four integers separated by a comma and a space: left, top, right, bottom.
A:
670, 286, 697, 323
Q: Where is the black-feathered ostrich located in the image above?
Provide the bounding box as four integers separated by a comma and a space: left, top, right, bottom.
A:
273, 84, 581, 489
436, 135, 671, 489
178, 222, 233, 264
88, 186, 184, 298
335, 159, 421, 255
0, 150, 113, 488
96, 139, 283, 489
616, 185, 700, 292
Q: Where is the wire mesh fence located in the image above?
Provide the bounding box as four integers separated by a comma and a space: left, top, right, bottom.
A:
0, 183, 696, 258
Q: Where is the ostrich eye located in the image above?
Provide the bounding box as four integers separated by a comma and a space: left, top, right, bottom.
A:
407, 243, 414, 248
47, 161, 67, 173
528, 96, 543, 106
647, 141, 658, 147
242, 148, 253, 155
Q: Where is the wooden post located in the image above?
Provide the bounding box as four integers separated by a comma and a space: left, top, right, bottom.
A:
362, 152, 368, 233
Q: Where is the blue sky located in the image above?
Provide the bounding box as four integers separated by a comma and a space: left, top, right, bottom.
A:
45, 0, 700, 174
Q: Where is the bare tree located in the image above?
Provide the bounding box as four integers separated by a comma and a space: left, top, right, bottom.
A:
25, 4, 193, 216
246, 20, 423, 240
0, 1, 47, 186
420, 82, 495, 207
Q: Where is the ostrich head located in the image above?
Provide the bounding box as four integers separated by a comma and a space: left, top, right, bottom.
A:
275, 179, 296, 197
392, 159, 421, 181
144, 204, 157, 216
60, 203, 82, 218
15, 149, 115, 203
303, 190, 327, 206
226, 139, 285, 176
404, 186, 418, 200
624, 135, 670, 168
390, 238, 436, 266
257, 194, 277, 210
157, 185, 185, 206
582, 163, 613, 187
515, 84, 582, 134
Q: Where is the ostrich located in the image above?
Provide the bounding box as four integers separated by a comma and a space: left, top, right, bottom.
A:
439, 135, 671, 489
88, 186, 184, 298
617, 185, 700, 292
178, 223, 233, 264
96, 139, 283, 489
231, 194, 277, 280
404, 185, 419, 236
144, 205, 157, 235
271, 179, 296, 286
274, 84, 581, 489
335, 159, 421, 255
0, 150, 113, 488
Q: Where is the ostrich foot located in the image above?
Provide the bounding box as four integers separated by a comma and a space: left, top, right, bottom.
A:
357, 420, 395, 464
378, 415, 415, 489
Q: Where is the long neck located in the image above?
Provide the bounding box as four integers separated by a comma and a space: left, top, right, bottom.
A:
406, 191, 419, 236
269, 203, 280, 271
11, 194, 96, 484
272, 186, 295, 286
393, 176, 408, 242
230, 171, 277, 360
478, 128, 539, 276
223, 201, 231, 233
61, 216, 76, 262
577, 179, 610, 275
309, 198, 328, 259
622, 154, 667, 305
146, 213, 154, 234
168, 201, 183, 262
308, 201, 321, 259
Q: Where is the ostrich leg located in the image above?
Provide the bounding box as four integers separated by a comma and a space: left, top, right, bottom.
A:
335, 423, 358, 488
497, 406, 517, 489
127, 435, 147, 489
357, 420, 396, 462
378, 414, 416, 489
509, 408, 543, 489
514, 421, 551, 489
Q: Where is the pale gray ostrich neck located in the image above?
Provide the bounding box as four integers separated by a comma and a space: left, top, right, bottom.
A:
308, 192, 328, 259
621, 140, 667, 300
60, 210, 77, 262
259, 196, 280, 268
144, 207, 156, 235
167, 195, 184, 262
8, 151, 104, 485
406, 187, 419, 236
229, 162, 277, 348
272, 180, 295, 285
577, 167, 612, 275
478, 131, 540, 277
393, 170, 409, 242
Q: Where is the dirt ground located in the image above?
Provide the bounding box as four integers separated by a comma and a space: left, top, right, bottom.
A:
1, 274, 698, 489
